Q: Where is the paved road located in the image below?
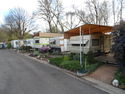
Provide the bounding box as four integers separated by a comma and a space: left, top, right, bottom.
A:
0, 49, 109, 94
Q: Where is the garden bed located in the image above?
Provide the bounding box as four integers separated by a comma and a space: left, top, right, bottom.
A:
49, 53, 103, 74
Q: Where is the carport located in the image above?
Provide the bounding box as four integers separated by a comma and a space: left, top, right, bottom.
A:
64, 24, 113, 53
64, 24, 113, 39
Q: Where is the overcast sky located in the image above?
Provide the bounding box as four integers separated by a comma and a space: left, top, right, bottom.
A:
0, 0, 124, 32
0, 0, 84, 23
0, 0, 86, 32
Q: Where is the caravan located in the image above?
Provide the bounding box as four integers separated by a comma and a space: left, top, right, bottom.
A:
23, 39, 34, 48
49, 36, 69, 52
33, 38, 50, 49
11, 40, 24, 49
64, 24, 113, 54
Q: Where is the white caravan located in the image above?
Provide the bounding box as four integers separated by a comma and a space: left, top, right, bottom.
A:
33, 38, 50, 49
23, 39, 34, 48
11, 40, 24, 48
69, 35, 101, 54
11, 40, 20, 48
49, 36, 69, 52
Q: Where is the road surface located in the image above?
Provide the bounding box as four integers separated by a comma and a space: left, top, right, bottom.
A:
0, 49, 109, 94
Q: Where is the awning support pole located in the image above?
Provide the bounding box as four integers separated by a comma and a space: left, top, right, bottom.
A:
80, 27, 83, 67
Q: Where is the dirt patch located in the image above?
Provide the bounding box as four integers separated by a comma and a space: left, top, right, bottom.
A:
88, 65, 119, 84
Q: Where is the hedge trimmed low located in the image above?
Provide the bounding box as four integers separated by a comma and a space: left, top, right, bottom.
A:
49, 57, 63, 66
59, 60, 82, 72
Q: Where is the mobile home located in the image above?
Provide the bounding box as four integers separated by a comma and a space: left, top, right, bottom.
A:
11, 40, 24, 49
23, 39, 34, 48
49, 36, 69, 52
33, 32, 64, 50
64, 24, 113, 54
33, 37, 50, 49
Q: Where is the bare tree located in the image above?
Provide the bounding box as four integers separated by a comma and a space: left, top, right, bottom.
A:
38, 0, 54, 32
64, 11, 80, 30
112, 0, 125, 24
118, 0, 125, 21
52, 0, 64, 33
5, 8, 35, 39
75, 0, 109, 25
99, 1, 109, 25
112, 0, 116, 24
37, 0, 64, 33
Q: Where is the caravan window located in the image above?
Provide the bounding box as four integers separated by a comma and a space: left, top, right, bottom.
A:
92, 39, 99, 46
71, 40, 89, 46
35, 40, 39, 43
72, 44, 86, 46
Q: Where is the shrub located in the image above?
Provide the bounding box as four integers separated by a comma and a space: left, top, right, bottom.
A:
69, 53, 75, 60
73, 53, 80, 61
86, 61, 103, 72
19, 46, 32, 52
25, 46, 32, 52
63, 55, 71, 61
49, 57, 63, 66
7, 43, 11, 49
19, 46, 25, 51
115, 69, 125, 85
86, 51, 97, 64
32, 50, 40, 56
60, 60, 82, 72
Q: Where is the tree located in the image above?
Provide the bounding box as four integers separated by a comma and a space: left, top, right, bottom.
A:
37, 0, 64, 33
112, 0, 116, 24
4, 8, 35, 39
118, 0, 124, 21
112, 0, 125, 24
75, 0, 109, 25
52, 0, 64, 33
0, 30, 8, 42
112, 21, 125, 75
64, 11, 80, 30
38, 0, 54, 33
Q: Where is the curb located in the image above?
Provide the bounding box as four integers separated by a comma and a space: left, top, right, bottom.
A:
83, 77, 125, 94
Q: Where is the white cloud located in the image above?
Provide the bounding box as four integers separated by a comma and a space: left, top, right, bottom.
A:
62, 0, 85, 12
0, 0, 39, 23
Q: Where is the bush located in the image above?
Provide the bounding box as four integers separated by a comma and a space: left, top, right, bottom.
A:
86, 51, 97, 64
68, 53, 75, 60
115, 69, 125, 85
7, 43, 11, 49
25, 46, 32, 52
60, 60, 82, 72
32, 50, 40, 56
63, 55, 71, 61
73, 53, 80, 61
49, 52, 102, 73
86, 61, 102, 72
19, 46, 32, 52
49, 57, 63, 66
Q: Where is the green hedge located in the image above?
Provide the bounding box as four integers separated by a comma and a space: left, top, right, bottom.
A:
49, 57, 63, 66
49, 54, 103, 72
19, 46, 32, 52
86, 62, 103, 72
115, 69, 125, 85
60, 60, 82, 72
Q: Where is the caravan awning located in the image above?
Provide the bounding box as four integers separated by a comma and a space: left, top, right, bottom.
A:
64, 24, 113, 39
